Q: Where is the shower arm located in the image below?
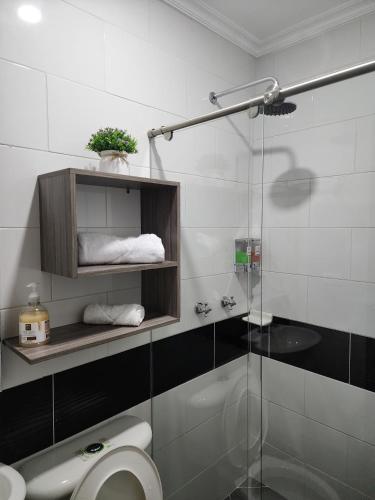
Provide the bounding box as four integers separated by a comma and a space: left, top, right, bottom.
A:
209, 76, 280, 105
148, 59, 375, 140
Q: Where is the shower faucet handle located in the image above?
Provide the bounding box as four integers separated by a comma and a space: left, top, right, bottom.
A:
195, 302, 212, 317
222, 296, 237, 310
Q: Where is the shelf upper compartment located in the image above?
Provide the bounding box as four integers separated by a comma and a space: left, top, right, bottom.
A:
38, 168, 180, 278
5, 314, 179, 364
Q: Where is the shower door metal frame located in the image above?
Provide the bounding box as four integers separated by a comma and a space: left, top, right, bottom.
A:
148, 59, 375, 139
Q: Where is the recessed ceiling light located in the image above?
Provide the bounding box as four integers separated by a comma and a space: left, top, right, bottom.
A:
17, 4, 42, 24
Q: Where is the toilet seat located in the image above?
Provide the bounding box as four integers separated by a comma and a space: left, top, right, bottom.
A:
71, 446, 163, 500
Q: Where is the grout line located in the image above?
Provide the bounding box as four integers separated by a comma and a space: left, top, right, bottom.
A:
52, 374, 56, 444
348, 333, 352, 385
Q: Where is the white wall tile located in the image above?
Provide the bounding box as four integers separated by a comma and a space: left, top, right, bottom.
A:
252, 271, 308, 322
0, 228, 51, 309
0, 146, 98, 228
48, 75, 152, 167
153, 356, 247, 451
263, 228, 351, 279
148, 0, 253, 84
346, 437, 375, 498
305, 371, 375, 446
351, 228, 375, 282
307, 277, 375, 337
258, 120, 356, 184
0, 0, 105, 88
360, 11, 375, 60
263, 180, 310, 228
107, 287, 141, 305
77, 185, 107, 228
355, 114, 375, 173
51, 274, 111, 301
181, 227, 247, 279
0, 60, 47, 149
309, 173, 375, 227
64, 0, 149, 40
274, 21, 360, 85
262, 357, 305, 414
105, 24, 186, 116
106, 187, 141, 228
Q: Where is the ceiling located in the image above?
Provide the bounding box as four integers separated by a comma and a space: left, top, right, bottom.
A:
163, 0, 375, 56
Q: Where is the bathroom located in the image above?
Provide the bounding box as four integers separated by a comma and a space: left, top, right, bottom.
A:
1, 0, 375, 499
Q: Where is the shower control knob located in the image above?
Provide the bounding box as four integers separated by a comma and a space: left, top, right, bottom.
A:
222, 296, 237, 310
195, 302, 212, 317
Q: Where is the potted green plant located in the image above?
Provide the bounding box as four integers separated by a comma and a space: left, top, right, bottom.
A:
86, 127, 138, 173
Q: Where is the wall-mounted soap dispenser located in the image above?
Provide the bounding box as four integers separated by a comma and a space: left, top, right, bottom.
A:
234, 239, 261, 272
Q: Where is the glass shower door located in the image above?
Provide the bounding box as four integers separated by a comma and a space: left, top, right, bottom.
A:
258, 70, 375, 500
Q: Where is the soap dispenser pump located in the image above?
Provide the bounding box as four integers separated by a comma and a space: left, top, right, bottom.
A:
19, 283, 50, 347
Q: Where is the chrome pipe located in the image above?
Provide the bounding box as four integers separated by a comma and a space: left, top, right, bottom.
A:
148, 59, 375, 139
208, 76, 279, 104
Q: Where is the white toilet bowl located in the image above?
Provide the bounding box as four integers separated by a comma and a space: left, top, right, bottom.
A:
18, 415, 163, 500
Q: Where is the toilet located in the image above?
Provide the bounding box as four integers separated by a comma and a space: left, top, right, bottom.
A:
18, 415, 163, 500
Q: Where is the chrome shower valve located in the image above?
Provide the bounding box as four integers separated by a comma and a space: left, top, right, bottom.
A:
195, 302, 212, 317
222, 296, 237, 310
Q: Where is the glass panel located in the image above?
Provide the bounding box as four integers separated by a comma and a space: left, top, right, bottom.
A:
150, 106, 256, 500
260, 71, 375, 499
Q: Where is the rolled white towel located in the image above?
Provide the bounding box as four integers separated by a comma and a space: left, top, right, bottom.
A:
83, 304, 145, 327
78, 232, 165, 266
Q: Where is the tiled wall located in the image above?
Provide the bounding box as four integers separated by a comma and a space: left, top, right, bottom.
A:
252, 14, 375, 339
0, 317, 258, 500
252, 15, 375, 500
0, 0, 254, 391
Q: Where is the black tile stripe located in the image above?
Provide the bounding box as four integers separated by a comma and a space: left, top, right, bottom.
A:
152, 324, 214, 397
0, 376, 53, 464
350, 333, 375, 392
54, 344, 151, 441
2, 314, 375, 464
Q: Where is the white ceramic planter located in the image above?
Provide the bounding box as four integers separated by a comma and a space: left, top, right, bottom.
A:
98, 150, 129, 174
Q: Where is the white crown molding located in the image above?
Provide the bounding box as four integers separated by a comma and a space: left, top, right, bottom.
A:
162, 0, 375, 57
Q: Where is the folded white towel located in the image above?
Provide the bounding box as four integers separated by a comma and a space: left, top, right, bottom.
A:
78, 232, 165, 266
83, 304, 145, 327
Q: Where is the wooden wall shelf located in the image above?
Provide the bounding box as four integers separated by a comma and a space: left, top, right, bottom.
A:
10, 168, 182, 364
5, 314, 178, 364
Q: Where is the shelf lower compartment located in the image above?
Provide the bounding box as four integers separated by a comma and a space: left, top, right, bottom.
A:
5, 314, 178, 364
77, 260, 178, 277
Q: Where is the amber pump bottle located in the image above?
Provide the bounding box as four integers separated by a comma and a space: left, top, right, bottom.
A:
19, 283, 50, 347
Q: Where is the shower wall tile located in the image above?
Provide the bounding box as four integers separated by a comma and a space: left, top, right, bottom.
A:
274, 21, 360, 86
262, 179, 310, 228
360, 11, 375, 59
252, 271, 308, 323
76, 184, 107, 228
309, 172, 375, 228
307, 277, 375, 338
305, 370, 375, 446
263, 228, 351, 279
262, 357, 305, 414
258, 120, 356, 184
0, 0, 105, 89
351, 228, 375, 283
355, 113, 375, 172
0, 60, 48, 150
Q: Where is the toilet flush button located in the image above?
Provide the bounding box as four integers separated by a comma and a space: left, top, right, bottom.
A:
85, 442, 104, 454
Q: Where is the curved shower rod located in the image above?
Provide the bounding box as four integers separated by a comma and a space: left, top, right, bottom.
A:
147, 59, 375, 141
208, 76, 280, 105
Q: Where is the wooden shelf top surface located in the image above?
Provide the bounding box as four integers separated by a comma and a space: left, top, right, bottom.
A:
77, 260, 178, 277
5, 314, 178, 364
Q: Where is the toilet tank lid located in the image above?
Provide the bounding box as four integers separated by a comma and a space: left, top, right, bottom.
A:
18, 415, 152, 500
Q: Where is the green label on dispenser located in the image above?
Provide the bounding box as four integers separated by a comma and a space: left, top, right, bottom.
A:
236, 250, 250, 264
